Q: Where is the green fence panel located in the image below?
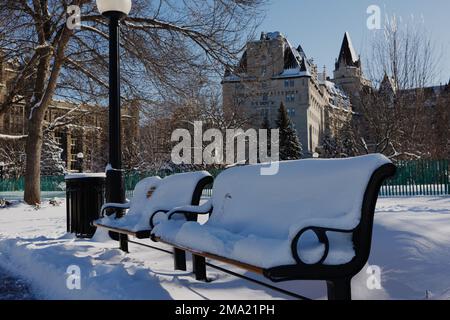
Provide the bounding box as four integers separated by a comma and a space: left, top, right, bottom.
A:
1, 160, 449, 197
381, 159, 449, 197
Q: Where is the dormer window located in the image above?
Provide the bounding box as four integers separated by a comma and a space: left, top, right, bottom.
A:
261, 66, 267, 76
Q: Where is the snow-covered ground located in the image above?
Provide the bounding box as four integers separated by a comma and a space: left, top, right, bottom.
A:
0, 197, 449, 300
0, 191, 65, 201
0, 268, 34, 300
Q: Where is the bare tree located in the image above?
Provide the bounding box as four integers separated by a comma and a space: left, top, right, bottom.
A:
354, 15, 443, 159
367, 15, 440, 90
0, 139, 26, 179
425, 85, 450, 159
0, 0, 265, 204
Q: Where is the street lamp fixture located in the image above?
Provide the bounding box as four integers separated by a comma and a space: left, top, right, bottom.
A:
96, 0, 132, 16
76, 153, 84, 173
96, 0, 131, 251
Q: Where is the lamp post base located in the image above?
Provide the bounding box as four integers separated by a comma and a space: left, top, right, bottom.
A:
105, 169, 125, 217
105, 169, 127, 251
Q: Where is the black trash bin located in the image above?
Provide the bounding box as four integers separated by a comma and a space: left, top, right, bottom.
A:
65, 173, 106, 238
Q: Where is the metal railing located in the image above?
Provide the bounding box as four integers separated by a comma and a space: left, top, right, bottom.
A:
380, 159, 449, 196
1, 160, 449, 197
0, 176, 66, 192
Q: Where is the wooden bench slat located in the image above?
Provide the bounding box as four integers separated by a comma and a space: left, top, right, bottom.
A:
93, 222, 150, 239
153, 237, 265, 275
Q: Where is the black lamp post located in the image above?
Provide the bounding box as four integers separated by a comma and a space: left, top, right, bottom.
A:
0, 161, 5, 180
97, 0, 131, 251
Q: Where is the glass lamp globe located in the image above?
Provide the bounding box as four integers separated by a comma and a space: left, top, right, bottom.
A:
96, 0, 132, 15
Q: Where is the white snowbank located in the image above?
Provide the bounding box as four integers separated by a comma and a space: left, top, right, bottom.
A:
1, 196, 450, 300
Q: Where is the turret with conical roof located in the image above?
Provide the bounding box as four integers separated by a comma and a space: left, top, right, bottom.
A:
332, 32, 370, 111
335, 32, 361, 69
379, 72, 397, 94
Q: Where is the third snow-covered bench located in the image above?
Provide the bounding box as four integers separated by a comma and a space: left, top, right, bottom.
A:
151, 154, 396, 300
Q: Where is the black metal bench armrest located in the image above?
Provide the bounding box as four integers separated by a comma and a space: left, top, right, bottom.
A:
167, 208, 213, 221
290, 225, 355, 266
167, 201, 213, 221
149, 209, 170, 229
100, 202, 131, 217
149, 203, 213, 229
163, 200, 213, 221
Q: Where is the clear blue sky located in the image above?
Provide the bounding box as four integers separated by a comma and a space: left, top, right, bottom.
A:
258, 0, 450, 85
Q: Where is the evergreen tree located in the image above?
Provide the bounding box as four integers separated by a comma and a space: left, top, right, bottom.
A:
40, 134, 65, 176
258, 116, 272, 161
321, 134, 339, 158
339, 122, 356, 157
261, 116, 271, 131
321, 123, 356, 158
276, 102, 302, 160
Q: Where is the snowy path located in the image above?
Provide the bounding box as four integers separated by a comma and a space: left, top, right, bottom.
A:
0, 268, 34, 300
0, 197, 449, 300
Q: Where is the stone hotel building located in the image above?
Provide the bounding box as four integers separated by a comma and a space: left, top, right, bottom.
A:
222, 31, 369, 156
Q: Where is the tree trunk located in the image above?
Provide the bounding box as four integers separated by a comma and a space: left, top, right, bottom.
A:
21, 25, 72, 205
24, 119, 44, 205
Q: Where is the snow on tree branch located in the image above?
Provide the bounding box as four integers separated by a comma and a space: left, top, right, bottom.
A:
0, 134, 28, 141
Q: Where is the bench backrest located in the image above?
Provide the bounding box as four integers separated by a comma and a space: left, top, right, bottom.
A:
207, 154, 392, 239
128, 171, 211, 217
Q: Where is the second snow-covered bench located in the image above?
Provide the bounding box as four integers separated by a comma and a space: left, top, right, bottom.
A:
94, 171, 212, 270
151, 154, 396, 300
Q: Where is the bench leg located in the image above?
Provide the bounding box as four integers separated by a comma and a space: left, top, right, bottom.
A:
173, 248, 187, 271
192, 254, 207, 281
119, 234, 129, 253
326, 278, 352, 300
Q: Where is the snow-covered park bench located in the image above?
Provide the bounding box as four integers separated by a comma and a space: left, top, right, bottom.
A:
151, 154, 396, 300
93, 171, 213, 270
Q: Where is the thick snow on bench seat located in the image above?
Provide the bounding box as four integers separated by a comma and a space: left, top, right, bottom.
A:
153, 154, 391, 268
95, 171, 210, 232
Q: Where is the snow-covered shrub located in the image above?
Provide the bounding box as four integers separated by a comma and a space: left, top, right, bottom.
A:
40, 134, 66, 176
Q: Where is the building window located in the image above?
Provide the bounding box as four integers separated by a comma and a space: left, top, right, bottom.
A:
284, 80, 289, 88
260, 108, 269, 118
285, 93, 295, 102
262, 94, 268, 102
287, 108, 296, 117
70, 138, 78, 164
289, 80, 295, 87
